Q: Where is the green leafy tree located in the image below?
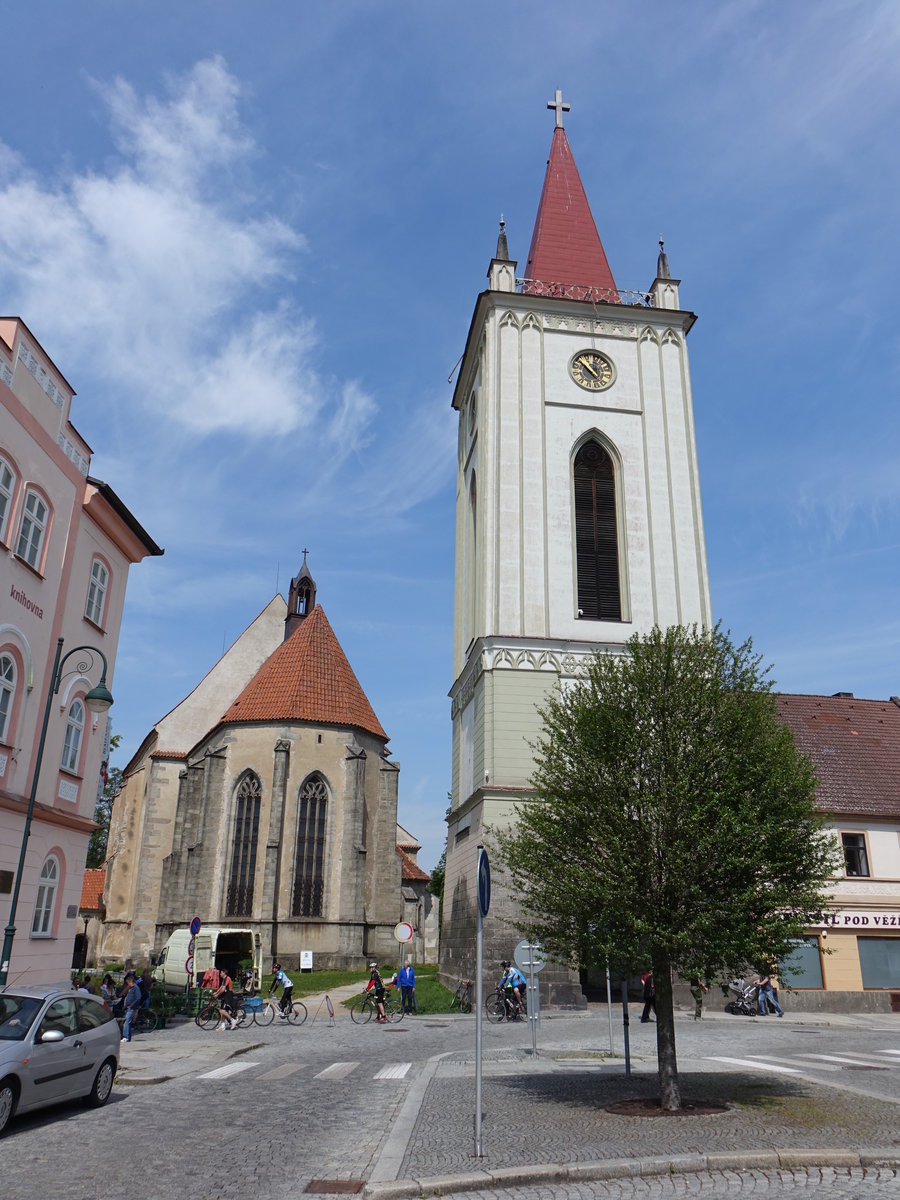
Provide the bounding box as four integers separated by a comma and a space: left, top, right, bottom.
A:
497, 625, 839, 1110
86, 733, 122, 869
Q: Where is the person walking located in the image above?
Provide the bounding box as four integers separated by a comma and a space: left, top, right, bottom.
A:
754, 971, 784, 1017
688, 975, 709, 1020
640, 971, 655, 1022
398, 961, 416, 1014
121, 972, 142, 1042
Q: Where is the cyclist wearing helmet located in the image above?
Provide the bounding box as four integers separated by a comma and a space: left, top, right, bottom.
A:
365, 962, 387, 1023
499, 960, 526, 1012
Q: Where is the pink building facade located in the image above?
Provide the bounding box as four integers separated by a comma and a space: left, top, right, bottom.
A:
0, 317, 161, 984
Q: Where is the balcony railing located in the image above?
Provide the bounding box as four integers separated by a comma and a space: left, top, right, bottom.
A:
518, 278, 655, 307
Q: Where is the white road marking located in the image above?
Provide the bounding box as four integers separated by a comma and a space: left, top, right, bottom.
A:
373, 1062, 411, 1080
257, 1062, 304, 1080
197, 1061, 259, 1080
744, 1054, 840, 1072
314, 1061, 359, 1080
707, 1056, 801, 1075
795, 1052, 888, 1068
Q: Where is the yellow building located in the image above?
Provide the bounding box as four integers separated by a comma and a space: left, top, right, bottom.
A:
777, 693, 900, 1011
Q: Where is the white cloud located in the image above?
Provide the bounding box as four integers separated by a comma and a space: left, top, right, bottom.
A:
0, 57, 316, 436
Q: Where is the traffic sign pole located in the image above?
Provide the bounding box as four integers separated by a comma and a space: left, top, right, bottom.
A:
474, 846, 490, 1158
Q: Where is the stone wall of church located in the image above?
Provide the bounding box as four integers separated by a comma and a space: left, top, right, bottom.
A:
152, 719, 402, 971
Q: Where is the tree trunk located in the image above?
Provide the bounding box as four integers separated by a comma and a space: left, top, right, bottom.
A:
654, 959, 681, 1110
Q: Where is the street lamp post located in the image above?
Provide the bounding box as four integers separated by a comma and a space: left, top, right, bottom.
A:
0, 637, 114, 986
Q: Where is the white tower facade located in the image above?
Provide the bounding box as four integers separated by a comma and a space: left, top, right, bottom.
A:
440, 104, 711, 997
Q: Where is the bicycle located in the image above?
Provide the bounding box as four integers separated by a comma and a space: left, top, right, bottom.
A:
449, 979, 473, 1013
195, 994, 249, 1030
116, 1006, 159, 1035
485, 985, 526, 1023
251, 994, 308, 1026
350, 987, 403, 1024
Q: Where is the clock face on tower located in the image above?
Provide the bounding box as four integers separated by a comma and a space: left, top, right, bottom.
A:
569, 349, 615, 392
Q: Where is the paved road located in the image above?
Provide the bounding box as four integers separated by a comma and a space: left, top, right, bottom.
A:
4, 1006, 900, 1200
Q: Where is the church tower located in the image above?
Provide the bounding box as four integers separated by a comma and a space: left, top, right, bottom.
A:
440, 94, 711, 997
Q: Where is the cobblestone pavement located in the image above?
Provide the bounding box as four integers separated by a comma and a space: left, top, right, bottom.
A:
4, 1004, 900, 1200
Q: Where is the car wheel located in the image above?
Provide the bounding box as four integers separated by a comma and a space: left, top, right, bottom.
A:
0, 1077, 19, 1134
86, 1058, 116, 1108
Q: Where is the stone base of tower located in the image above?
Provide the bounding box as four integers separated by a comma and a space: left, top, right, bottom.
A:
439, 789, 586, 1009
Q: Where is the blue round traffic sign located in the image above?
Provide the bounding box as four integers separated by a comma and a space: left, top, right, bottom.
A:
190, 916, 201, 936
477, 849, 491, 918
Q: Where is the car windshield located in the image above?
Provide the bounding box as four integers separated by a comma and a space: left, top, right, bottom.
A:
0, 994, 43, 1041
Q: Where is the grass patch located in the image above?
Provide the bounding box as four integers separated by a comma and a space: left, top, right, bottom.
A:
259, 966, 460, 1013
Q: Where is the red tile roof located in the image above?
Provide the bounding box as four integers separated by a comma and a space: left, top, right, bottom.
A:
221, 605, 387, 741
523, 127, 618, 300
777, 695, 900, 819
397, 846, 430, 883
80, 868, 106, 911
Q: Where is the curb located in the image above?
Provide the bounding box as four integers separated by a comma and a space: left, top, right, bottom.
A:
363, 1149, 900, 1198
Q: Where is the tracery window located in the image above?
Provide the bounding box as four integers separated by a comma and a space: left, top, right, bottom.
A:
573, 439, 622, 621
226, 773, 261, 916
293, 774, 327, 917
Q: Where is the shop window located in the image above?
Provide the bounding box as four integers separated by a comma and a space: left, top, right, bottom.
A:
777, 936, 823, 988
858, 937, 900, 989
841, 832, 870, 877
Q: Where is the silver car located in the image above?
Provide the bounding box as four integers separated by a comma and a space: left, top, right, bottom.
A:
0, 984, 119, 1135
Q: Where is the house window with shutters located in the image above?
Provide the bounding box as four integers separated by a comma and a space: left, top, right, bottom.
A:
226, 773, 261, 916
293, 774, 327, 917
573, 439, 622, 621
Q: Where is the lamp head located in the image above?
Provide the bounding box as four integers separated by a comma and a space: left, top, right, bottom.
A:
84, 680, 114, 713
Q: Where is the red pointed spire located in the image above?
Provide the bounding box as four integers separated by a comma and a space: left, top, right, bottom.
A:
523, 126, 618, 303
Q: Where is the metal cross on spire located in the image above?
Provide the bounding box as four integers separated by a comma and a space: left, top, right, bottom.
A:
547, 88, 570, 129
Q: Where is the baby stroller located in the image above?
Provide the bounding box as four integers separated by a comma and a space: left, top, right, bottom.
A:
724, 978, 759, 1016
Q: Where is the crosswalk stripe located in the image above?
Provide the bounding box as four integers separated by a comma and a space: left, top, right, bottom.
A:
198, 1061, 259, 1080
373, 1062, 411, 1080
707, 1056, 800, 1075
796, 1052, 888, 1068
314, 1061, 359, 1080
257, 1063, 304, 1080
744, 1054, 840, 1072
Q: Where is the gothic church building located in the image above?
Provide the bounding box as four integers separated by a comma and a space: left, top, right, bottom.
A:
100, 559, 418, 970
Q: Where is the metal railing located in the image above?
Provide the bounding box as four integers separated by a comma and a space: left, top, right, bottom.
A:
518, 277, 654, 307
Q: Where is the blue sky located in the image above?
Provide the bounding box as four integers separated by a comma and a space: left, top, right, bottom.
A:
2, 2, 898, 872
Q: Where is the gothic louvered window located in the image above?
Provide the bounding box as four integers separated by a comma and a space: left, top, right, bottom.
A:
293, 774, 327, 917
574, 440, 622, 621
226, 773, 261, 916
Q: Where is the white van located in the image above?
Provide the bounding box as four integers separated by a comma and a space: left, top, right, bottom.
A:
152, 927, 262, 992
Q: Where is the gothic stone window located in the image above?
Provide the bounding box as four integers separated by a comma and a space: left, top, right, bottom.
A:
574, 439, 622, 621
226, 773, 261, 916
293, 774, 327, 917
